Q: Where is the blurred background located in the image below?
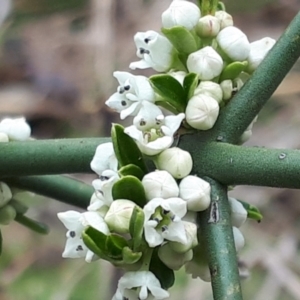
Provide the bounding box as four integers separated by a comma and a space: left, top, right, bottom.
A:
0, 0, 300, 299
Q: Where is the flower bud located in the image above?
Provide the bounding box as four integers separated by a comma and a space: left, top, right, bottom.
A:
215, 11, 233, 29
216, 26, 250, 61
104, 199, 136, 234
0, 204, 16, 225
196, 15, 220, 38
158, 243, 193, 270
187, 46, 223, 80
162, 0, 201, 30
155, 147, 193, 179
220, 79, 233, 101
194, 81, 223, 103
186, 94, 219, 130
142, 170, 179, 200
229, 197, 247, 228
169, 221, 198, 253
179, 176, 211, 211
247, 37, 276, 73
0, 132, 9, 142
0, 182, 12, 208
0, 117, 31, 141
233, 226, 245, 252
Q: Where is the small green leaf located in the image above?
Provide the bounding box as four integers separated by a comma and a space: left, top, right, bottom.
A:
162, 26, 199, 55
106, 234, 128, 259
220, 61, 248, 81
154, 101, 179, 115
238, 200, 263, 222
118, 164, 145, 181
83, 226, 108, 258
14, 214, 49, 234
129, 206, 145, 251
122, 247, 142, 264
150, 249, 175, 289
150, 74, 186, 112
112, 176, 147, 207
111, 124, 148, 173
183, 73, 199, 101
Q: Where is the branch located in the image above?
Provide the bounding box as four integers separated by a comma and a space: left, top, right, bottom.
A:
0, 138, 109, 177
207, 11, 300, 144
180, 139, 300, 188
198, 178, 242, 300
4, 175, 93, 209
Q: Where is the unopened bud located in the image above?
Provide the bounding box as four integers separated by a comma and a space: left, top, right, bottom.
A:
0, 205, 16, 225
215, 11, 234, 29
155, 147, 193, 179
229, 197, 247, 228
179, 176, 211, 211
196, 15, 220, 38
194, 81, 223, 103
142, 170, 179, 200
186, 94, 219, 130
104, 199, 136, 234
0, 182, 12, 208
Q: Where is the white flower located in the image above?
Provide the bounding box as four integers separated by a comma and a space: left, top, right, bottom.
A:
113, 271, 169, 300
247, 37, 276, 73
187, 46, 223, 80
158, 243, 193, 270
194, 81, 223, 104
0, 117, 31, 141
185, 94, 219, 130
155, 147, 193, 179
216, 26, 250, 61
130, 31, 175, 72
162, 0, 201, 30
142, 170, 179, 200
125, 113, 185, 156
228, 197, 247, 228
88, 193, 109, 216
90, 142, 118, 176
143, 197, 187, 247
133, 102, 165, 131
104, 199, 137, 234
89, 170, 119, 210
215, 11, 233, 29
106, 72, 155, 120
196, 15, 220, 38
57, 210, 109, 262
179, 176, 211, 211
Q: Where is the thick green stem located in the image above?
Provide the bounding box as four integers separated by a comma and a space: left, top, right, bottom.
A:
198, 178, 242, 300
0, 138, 109, 177
207, 11, 300, 144
180, 139, 300, 188
4, 175, 93, 209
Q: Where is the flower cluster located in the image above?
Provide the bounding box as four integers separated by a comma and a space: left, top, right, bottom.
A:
57, 1, 270, 299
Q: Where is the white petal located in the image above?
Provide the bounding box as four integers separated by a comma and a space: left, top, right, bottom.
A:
164, 197, 187, 219
164, 113, 185, 134
105, 92, 132, 113
80, 211, 109, 234
57, 211, 82, 231
90, 142, 117, 175
62, 237, 88, 258
120, 101, 140, 119
164, 220, 187, 244
130, 59, 152, 70
140, 136, 173, 156
113, 71, 134, 85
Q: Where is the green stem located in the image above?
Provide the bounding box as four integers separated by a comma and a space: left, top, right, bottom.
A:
140, 248, 154, 271
0, 138, 109, 177
179, 140, 300, 188
4, 175, 94, 209
197, 178, 242, 300
208, 11, 300, 144
14, 213, 49, 235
